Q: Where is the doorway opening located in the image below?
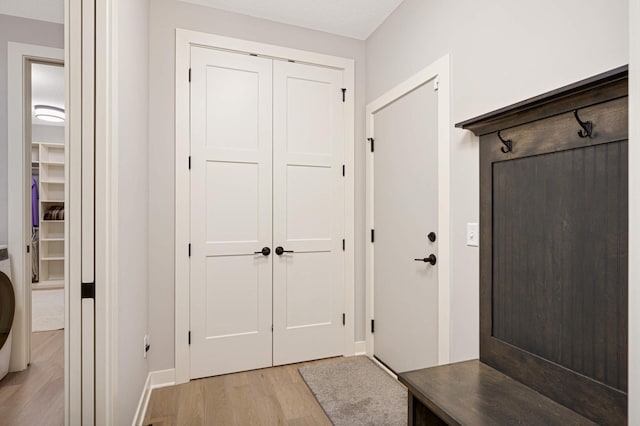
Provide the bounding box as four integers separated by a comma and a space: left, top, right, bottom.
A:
28, 61, 66, 422
2, 46, 66, 424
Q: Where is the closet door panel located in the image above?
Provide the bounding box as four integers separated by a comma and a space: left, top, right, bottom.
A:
205, 65, 260, 150
272, 60, 345, 365
189, 47, 273, 379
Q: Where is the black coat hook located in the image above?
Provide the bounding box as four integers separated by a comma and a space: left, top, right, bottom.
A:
498, 130, 512, 153
574, 109, 593, 138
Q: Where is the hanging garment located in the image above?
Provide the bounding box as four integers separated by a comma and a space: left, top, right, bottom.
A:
32, 228, 39, 283
32, 177, 39, 228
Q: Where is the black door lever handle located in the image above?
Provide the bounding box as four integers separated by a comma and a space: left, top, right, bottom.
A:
414, 254, 437, 265
275, 246, 294, 256
254, 247, 271, 256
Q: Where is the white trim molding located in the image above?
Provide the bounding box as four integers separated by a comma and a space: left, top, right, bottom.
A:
94, 0, 118, 423
133, 368, 176, 426
365, 55, 452, 366
7, 42, 64, 373
628, 0, 639, 423
174, 29, 357, 384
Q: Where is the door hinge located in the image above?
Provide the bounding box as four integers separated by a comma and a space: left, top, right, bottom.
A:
341, 88, 346, 102
371, 229, 375, 243
26, 245, 30, 254
271, 325, 273, 332
188, 68, 191, 82
342, 164, 345, 177
188, 156, 191, 170
188, 331, 191, 345
342, 313, 345, 326
188, 243, 191, 257
81, 282, 95, 299
434, 77, 440, 91
342, 239, 345, 251
368, 138, 374, 153
371, 319, 375, 333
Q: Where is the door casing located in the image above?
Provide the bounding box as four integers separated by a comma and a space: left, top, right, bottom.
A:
7, 42, 64, 374
174, 29, 356, 385
365, 55, 452, 367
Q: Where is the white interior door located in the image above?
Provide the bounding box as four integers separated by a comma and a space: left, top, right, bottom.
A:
373, 80, 439, 374
190, 47, 273, 378
272, 61, 345, 365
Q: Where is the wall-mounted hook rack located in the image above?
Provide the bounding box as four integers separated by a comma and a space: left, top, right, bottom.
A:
574, 109, 593, 138
498, 130, 512, 153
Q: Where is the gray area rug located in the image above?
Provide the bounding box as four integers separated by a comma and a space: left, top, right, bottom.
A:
299, 356, 407, 426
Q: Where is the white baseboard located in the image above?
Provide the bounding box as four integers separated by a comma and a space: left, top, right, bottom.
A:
132, 368, 176, 426
354, 340, 366, 355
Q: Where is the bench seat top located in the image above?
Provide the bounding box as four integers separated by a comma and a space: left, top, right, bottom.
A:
398, 360, 596, 426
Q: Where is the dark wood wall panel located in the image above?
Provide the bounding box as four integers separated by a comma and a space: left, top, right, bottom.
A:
492, 141, 628, 391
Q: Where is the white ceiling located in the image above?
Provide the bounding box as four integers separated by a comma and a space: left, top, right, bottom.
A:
178, 0, 405, 40
0, 0, 64, 24
31, 63, 65, 127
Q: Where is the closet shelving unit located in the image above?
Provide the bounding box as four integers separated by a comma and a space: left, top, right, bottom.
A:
33, 141, 65, 288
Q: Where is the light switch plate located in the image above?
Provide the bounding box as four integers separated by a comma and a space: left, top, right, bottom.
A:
467, 223, 479, 247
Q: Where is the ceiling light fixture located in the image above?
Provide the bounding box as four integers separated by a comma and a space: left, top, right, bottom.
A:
34, 105, 65, 123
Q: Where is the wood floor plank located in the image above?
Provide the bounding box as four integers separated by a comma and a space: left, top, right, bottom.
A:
144, 358, 337, 426
0, 330, 64, 426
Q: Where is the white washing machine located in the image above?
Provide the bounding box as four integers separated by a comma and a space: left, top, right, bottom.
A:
0, 245, 14, 381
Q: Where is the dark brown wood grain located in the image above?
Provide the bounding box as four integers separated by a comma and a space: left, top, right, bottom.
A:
409, 395, 447, 426
399, 361, 597, 426
453, 67, 630, 425
492, 141, 628, 391
485, 97, 628, 160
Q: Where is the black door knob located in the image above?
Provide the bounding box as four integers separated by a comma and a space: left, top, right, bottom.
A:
428, 232, 437, 242
275, 246, 294, 256
414, 254, 437, 265
254, 247, 271, 256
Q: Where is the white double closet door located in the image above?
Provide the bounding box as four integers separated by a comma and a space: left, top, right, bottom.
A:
189, 46, 345, 379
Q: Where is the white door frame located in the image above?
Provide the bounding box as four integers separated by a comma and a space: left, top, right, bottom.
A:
66, 0, 89, 421
68, 0, 115, 422
7, 42, 64, 372
93, 0, 118, 422
365, 55, 451, 366
7, 0, 118, 423
175, 29, 356, 384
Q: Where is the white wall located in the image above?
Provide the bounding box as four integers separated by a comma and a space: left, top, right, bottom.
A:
147, 0, 630, 376
32, 125, 64, 145
116, 0, 150, 423
366, 0, 628, 362
148, 0, 367, 372
0, 15, 63, 246
628, 0, 638, 422
0, 0, 64, 24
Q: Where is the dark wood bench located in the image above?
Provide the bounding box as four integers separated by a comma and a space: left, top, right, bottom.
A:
399, 361, 596, 425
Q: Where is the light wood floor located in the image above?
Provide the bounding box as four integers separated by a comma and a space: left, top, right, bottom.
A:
143, 358, 340, 426
0, 330, 64, 426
